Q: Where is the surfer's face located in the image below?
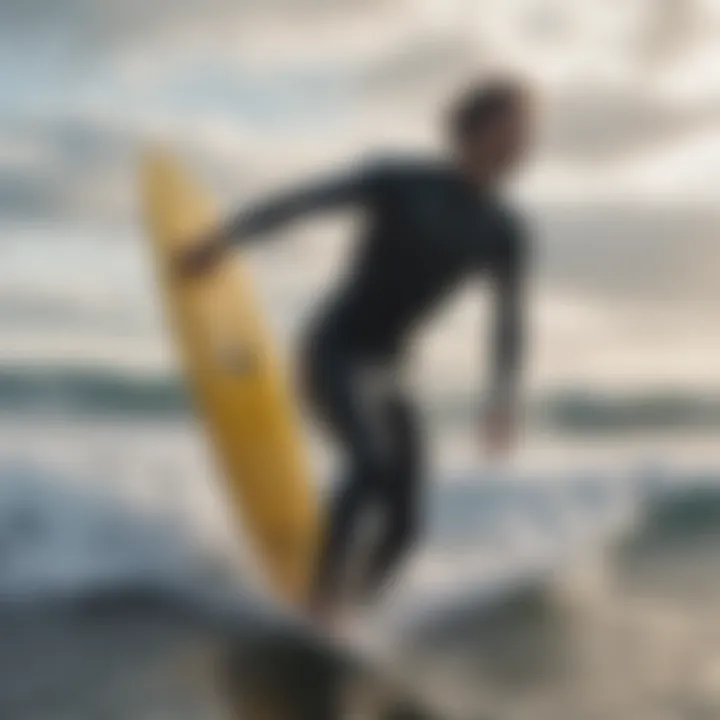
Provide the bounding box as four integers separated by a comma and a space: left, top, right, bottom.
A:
458, 101, 531, 186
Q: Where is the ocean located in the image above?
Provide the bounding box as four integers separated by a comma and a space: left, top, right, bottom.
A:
2, 407, 720, 718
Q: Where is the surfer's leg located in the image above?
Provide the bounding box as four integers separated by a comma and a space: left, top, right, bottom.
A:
312, 437, 389, 614
359, 393, 423, 600
303, 346, 393, 617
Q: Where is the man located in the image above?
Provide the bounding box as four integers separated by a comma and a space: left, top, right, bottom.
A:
181, 77, 532, 626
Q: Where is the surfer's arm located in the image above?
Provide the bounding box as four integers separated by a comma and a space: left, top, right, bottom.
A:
224, 167, 377, 242
489, 229, 526, 407
178, 162, 382, 275
483, 220, 527, 454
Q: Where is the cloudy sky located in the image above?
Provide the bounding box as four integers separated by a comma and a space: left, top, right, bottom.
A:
2, 0, 720, 394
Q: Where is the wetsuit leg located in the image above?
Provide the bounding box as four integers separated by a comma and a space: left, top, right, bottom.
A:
359, 392, 423, 600
302, 338, 421, 610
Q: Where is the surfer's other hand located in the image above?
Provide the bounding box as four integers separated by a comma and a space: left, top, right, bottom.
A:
177, 232, 227, 277
483, 402, 515, 458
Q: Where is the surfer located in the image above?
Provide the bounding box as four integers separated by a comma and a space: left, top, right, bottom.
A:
181, 76, 532, 626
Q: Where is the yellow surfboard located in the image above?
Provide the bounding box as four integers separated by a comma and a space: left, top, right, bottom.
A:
141, 150, 319, 606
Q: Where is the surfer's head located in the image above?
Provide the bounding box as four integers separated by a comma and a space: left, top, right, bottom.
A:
447, 75, 533, 187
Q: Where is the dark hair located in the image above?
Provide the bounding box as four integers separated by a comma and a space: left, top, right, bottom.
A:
447, 77, 528, 142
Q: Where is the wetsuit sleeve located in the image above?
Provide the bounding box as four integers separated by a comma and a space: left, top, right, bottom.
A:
221, 160, 383, 244
488, 218, 527, 410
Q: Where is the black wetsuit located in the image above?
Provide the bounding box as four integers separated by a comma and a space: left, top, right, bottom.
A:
226, 157, 527, 606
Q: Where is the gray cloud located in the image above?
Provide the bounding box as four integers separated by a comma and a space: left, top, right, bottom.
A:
534, 201, 720, 304
0, 117, 135, 224
542, 83, 720, 161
